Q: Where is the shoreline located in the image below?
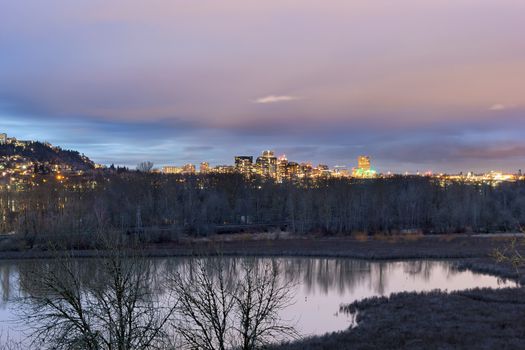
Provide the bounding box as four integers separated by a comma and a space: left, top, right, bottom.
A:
272, 287, 525, 350
2, 234, 523, 349
0, 234, 520, 282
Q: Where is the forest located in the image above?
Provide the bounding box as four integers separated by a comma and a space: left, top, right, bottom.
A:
1, 172, 525, 249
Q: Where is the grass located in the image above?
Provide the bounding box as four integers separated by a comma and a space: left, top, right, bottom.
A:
272, 288, 525, 350
2, 233, 524, 349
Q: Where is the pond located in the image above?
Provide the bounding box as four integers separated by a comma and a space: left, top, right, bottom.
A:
0, 257, 515, 344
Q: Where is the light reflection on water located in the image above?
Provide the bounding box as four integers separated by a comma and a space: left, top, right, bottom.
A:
0, 257, 515, 340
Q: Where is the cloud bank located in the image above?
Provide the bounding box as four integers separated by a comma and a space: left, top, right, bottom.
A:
1, 0, 525, 172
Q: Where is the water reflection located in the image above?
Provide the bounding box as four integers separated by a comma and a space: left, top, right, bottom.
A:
0, 257, 516, 338
281, 259, 461, 296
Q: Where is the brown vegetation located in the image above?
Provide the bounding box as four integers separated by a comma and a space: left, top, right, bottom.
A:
1, 174, 525, 251
272, 288, 525, 350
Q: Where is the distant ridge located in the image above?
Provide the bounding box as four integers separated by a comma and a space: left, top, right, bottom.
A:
0, 140, 95, 171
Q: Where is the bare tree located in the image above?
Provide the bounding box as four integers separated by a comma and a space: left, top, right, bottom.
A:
18, 240, 177, 350
170, 257, 236, 350
493, 226, 525, 281
234, 260, 297, 349
170, 257, 298, 350
137, 161, 154, 173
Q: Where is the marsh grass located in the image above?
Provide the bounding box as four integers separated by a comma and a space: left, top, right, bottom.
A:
272, 288, 525, 350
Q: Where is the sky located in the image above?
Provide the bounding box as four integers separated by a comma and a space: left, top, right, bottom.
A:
1, 0, 524, 173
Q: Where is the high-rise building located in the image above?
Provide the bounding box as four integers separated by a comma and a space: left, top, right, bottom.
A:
277, 155, 288, 182
353, 155, 377, 178
286, 161, 300, 178
299, 162, 313, 178
256, 150, 277, 178
358, 156, 371, 171
200, 162, 210, 174
0, 133, 6, 144
234, 156, 253, 176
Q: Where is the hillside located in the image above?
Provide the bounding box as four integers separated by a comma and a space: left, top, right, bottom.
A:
0, 141, 95, 171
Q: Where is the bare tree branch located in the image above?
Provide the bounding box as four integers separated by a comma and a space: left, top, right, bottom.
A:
17, 238, 177, 350
169, 256, 299, 350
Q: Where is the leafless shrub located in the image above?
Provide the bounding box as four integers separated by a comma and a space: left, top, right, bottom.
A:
18, 240, 177, 350
170, 257, 298, 350
137, 161, 154, 173
493, 226, 525, 279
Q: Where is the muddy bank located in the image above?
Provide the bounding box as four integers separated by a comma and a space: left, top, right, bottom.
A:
0, 234, 512, 258
0, 235, 520, 280
2, 234, 522, 349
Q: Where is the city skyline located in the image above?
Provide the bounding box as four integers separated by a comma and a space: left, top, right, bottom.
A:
1, 1, 525, 173
1, 131, 523, 178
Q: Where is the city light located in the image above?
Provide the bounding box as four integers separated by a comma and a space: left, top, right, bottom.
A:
1, 131, 523, 192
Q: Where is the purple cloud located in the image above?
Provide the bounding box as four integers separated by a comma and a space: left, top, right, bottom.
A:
1, 0, 525, 172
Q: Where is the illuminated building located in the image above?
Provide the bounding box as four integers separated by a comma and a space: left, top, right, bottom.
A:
182, 164, 196, 174
235, 156, 253, 167
486, 171, 517, 183
286, 161, 300, 178
333, 165, 349, 177
0, 133, 6, 144
299, 162, 313, 178
277, 155, 288, 182
256, 150, 277, 178
315, 164, 330, 177
163, 166, 183, 174
200, 162, 210, 174
358, 156, 371, 171
214, 165, 235, 174
234, 156, 253, 176
353, 155, 377, 178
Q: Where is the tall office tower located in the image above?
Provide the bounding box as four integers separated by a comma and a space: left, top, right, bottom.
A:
200, 162, 210, 174
234, 156, 253, 176
358, 156, 371, 171
299, 162, 313, 178
0, 133, 6, 144
256, 150, 278, 178
353, 155, 377, 178
277, 155, 288, 182
286, 161, 300, 178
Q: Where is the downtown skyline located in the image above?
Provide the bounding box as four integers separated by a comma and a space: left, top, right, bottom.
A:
1, 131, 522, 179
1, 0, 525, 173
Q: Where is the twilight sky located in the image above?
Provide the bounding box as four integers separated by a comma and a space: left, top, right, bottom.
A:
1, 0, 524, 173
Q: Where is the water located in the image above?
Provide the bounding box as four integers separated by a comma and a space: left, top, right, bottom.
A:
0, 257, 515, 343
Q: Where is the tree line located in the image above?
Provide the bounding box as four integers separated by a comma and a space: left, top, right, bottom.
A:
1, 172, 525, 247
